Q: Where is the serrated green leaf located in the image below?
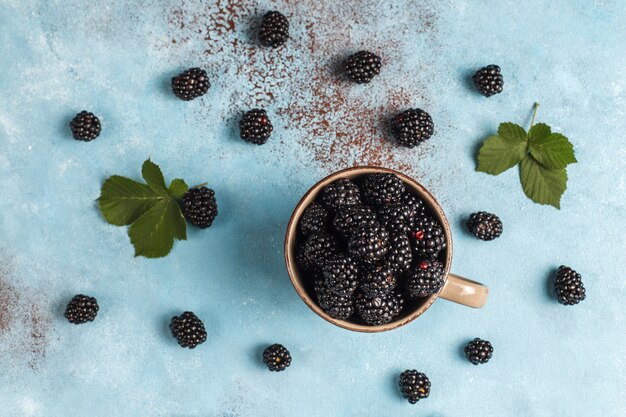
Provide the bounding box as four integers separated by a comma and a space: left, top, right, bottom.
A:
519, 155, 567, 209
498, 122, 527, 142
528, 123, 551, 141
477, 133, 528, 175
529, 132, 577, 170
168, 179, 189, 199
142, 159, 168, 196
127, 199, 187, 258
98, 175, 163, 226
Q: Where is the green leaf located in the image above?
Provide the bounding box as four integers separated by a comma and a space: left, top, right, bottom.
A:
127, 199, 187, 258
477, 125, 528, 175
98, 176, 163, 226
519, 155, 567, 209
528, 123, 551, 142
142, 159, 168, 196
498, 122, 528, 142
529, 132, 577, 170
168, 179, 189, 199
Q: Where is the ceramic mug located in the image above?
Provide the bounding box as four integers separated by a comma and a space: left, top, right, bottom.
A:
284, 166, 489, 333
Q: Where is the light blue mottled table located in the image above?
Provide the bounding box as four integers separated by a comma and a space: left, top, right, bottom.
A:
1, 1, 625, 416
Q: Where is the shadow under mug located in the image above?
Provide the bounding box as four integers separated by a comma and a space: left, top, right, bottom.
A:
285, 166, 489, 333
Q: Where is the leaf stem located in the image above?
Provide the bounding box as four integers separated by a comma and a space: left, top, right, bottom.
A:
191, 182, 208, 189
529, 102, 540, 129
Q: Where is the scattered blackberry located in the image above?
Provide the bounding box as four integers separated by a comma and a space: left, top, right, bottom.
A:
69, 111, 101, 142
402, 193, 426, 217
348, 223, 390, 266
356, 291, 404, 326
322, 254, 360, 296
64, 294, 99, 324
171, 67, 210, 101
378, 203, 415, 234
361, 173, 405, 206
314, 279, 355, 319
182, 187, 218, 229
467, 212, 502, 241
464, 338, 494, 365
333, 205, 377, 236
321, 178, 361, 210
239, 109, 273, 145
392, 108, 434, 148
342, 51, 382, 84
472, 65, 504, 97
169, 311, 207, 349
399, 370, 431, 404
258, 11, 289, 48
410, 216, 446, 259
385, 234, 413, 273
302, 233, 339, 269
555, 266, 586, 305
299, 203, 329, 236
360, 263, 397, 297
407, 259, 445, 298
263, 344, 292, 372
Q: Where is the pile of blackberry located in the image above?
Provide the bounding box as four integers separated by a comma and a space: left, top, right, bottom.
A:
296, 173, 448, 326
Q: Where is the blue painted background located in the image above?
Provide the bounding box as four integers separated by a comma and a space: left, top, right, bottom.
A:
0, 0, 625, 416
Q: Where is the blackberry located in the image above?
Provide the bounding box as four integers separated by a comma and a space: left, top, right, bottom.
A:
554, 266, 586, 305
360, 263, 397, 297
377, 203, 415, 234
392, 108, 434, 148
263, 344, 292, 372
321, 178, 361, 210
385, 233, 413, 273
356, 291, 404, 326
472, 65, 504, 97
314, 279, 355, 319
464, 338, 494, 365
361, 173, 405, 206
467, 211, 502, 241
342, 51, 382, 84
322, 254, 360, 296
239, 109, 273, 145
182, 187, 218, 229
64, 294, 99, 324
333, 205, 377, 237
407, 259, 445, 298
171, 67, 210, 101
299, 203, 329, 236
169, 311, 207, 349
348, 223, 390, 266
410, 216, 446, 259
258, 11, 289, 48
302, 233, 339, 269
69, 111, 101, 142
296, 247, 313, 271
402, 193, 426, 217
399, 370, 431, 404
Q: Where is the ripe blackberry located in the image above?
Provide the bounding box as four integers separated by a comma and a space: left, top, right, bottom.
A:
69, 111, 101, 142
385, 233, 413, 273
333, 205, 377, 237
263, 344, 292, 372
467, 211, 502, 241
348, 223, 390, 266
169, 311, 207, 349
360, 263, 397, 297
321, 178, 361, 210
296, 247, 313, 271
410, 216, 446, 259
342, 51, 382, 84
258, 11, 289, 48
314, 279, 355, 320
182, 187, 218, 229
399, 370, 431, 404
302, 233, 339, 269
472, 65, 504, 97
407, 259, 445, 298
377, 203, 415, 234
299, 203, 329, 236
555, 266, 586, 305
64, 294, 99, 324
171, 67, 210, 101
392, 108, 434, 148
322, 254, 360, 296
464, 338, 494, 365
239, 109, 273, 145
356, 291, 404, 326
361, 173, 405, 206
402, 193, 426, 217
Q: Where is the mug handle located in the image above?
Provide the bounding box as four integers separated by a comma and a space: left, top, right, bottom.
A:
439, 273, 489, 308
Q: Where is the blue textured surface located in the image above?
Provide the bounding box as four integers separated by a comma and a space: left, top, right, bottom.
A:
1, 1, 625, 416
